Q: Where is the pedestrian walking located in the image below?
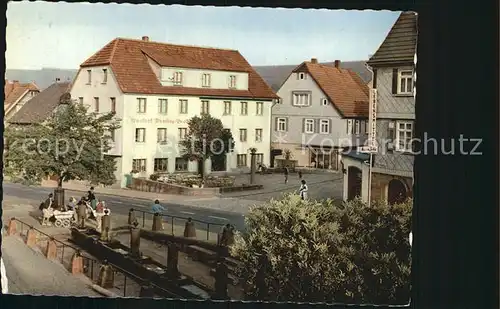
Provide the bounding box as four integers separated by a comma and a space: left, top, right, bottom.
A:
151, 199, 166, 230
88, 187, 97, 210
298, 179, 308, 201
298, 171, 303, 180
284, 166, 289, 184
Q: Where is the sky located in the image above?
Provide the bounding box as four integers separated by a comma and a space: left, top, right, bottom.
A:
6, 2, 400, 70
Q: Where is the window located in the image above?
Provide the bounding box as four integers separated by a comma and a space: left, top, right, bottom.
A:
201, 100, 210, 115
255, 153, 264, 165
202, 73, 211, 87
277, 117, 287, 132
229, 75, 237, 88
298, 72, 305, 80
94, 97, 99, 112
137, 98, 146, 113
240, 102, 248, 115
154, 158, 168, 172
320, 119, 330, 134
396, 121, 413, 151
78, 97, 83, 105
223, 101, 232, 115
135, 128, 146, 142
132, 159, 147, 172
173, 71, 183, 85
256, 102, 263, 115
158, 99, 168, 114
292, 92, 311, 107
304, 119, 314, 133
237, 154, 247, 167
110, 97, 116, 113
175, 157, 188, 171
179, 100, 188, 114
347, 119, 353, 134
157, 128, 167, 143
86, 70, 91, 84
239, 129, 247, 142
102, 69, 108, 84
178, 128, 187, 140
255, 129, 263, 142
398, 70, 413, 94
354, 120, 361, 134
322, 98, 329, 106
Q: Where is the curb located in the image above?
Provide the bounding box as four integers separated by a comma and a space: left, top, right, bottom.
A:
89, 284, 119, 298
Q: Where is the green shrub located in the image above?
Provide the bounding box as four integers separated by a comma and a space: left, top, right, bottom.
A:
230, 194, 412, 304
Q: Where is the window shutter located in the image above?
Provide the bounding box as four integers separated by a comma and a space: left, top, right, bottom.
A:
302, 118, 306, 133
315, 119, 320, 133
285, 118, 289, 131
274, 117, 278, 131
372, 69, 378, 88
392, 68, 398, 94
411, 122, 418, 153
329, 119, 332, 134
388, 121, 396, 141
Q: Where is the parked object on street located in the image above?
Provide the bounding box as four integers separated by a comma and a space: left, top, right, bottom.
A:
51, 209, 75, 228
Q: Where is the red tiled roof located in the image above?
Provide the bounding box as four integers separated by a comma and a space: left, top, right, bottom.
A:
80, 38, 278, 100
292, 62, 369, 118
4, 80, 40, 111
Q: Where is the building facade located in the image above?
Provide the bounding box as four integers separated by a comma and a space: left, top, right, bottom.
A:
271, 59, 370, 170
70, 36, 278, 187
341, 11, 418, 204
4, 80, 40, 122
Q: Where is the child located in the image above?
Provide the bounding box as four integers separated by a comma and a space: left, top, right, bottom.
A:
284, 166, 289, 184
298, 179, 308, 201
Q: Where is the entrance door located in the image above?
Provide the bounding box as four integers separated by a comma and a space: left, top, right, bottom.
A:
347, 166, 362, 200
211, 155, 227, 172
387, 179, 408, 205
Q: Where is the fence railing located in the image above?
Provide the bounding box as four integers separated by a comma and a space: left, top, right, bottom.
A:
7, 217, 181, 298
129, 208, 227, 242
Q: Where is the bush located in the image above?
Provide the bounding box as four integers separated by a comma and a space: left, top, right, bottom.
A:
229, 194, 412, 304
149, 173, 160, 181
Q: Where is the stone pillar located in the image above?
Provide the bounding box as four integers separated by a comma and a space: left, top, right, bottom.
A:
71, 252, 84, 275
54, 187, 65, 209
250, 148, 257, 184
220, 224, 235, 247
166, 243, 180, 278
213, 260, 229, 300
7, 218, 17, 236
97, 261, 114, 289
25, 228, 37, 247
77, 203, 87, 229
128, 208, 137, 226
130, 222, 141, 258
183, 218, 196, 238
152, 213, 163, 231
100, 213, 111, 242
45, 238, 58, 260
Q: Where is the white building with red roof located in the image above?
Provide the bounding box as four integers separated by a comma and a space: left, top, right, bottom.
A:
70, 36, 279, 187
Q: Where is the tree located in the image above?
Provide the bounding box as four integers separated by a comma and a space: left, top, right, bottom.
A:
4, 97, 120, 189
179, 114, 235, 178
230, 194, 412, 304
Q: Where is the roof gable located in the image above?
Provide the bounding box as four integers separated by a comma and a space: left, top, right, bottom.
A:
80, 38, 278, 100
4, 81, 40, 111
367, 11, 418, 66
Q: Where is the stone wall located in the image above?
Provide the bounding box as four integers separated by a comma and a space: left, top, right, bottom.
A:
130, 178, 221, 197
370, 172, 413, 202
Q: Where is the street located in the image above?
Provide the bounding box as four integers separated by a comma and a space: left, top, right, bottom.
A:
3, 182, 247, 231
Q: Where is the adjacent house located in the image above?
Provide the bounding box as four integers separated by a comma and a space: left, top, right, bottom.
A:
271, 59, 370, 170
70, 36, 279, 187
4, 80, 40, 121
8, 81, 72, 125
341, 11, 417, 204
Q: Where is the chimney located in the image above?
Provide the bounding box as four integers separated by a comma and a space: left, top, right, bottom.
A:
310, 58, 318, 64
334, 60, 340, 68
142, 36, 149, 42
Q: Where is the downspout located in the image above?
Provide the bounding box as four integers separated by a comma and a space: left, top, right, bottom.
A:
270, 98, 278, 167
364, 63, 375, 207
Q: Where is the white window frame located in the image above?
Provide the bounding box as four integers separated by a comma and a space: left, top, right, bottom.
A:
223, 101, 232, 115
137, 98, 146, 113
102, 69, 108, 84
179, 100, 188, 114
354, 120, 360, 135
87, 70, 92, 84
229, 75, 237, 88
178, 128, 187, 140
292, 92, 311, 107
321, 98, 328, 106
135, 128, 146, 143
347, 119, 353, 134
398, 70, 414, 95
320, 119, 330, 134
304, 119, 315, 133
298, 72, 305, 80
157, 128, 167, 143
173, 71, 183, 85
110, 97, 116, 113
201, 100, 210, 114
78, 97, 84, 105
239, 129, 247, 142
237, 154, 247, 167
154, 158, 168, 172
395, 121, 413, 152
158, 99, 168, 114
94, 97, 99, 112
277, 118, 287, 132
202, 73, 211, 87
175, 157, 188, 171
255, 128, 263, 142
256, 102, 263, 115
132, 159, 147, 172
240, 102, 248, 115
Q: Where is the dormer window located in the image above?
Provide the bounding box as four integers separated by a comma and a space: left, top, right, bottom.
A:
102, 69, 108, 84
229, 75, 237, 89
397, 70, 413, 94
202, 73, 211, 87
173, 72, 183, 85
87, 70, 92, 84
321, 98, 328, 106
298, 72, 305, 80
292, 92, 311, 107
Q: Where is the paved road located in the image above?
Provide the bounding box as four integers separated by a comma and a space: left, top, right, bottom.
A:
3, 182, 246, 231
